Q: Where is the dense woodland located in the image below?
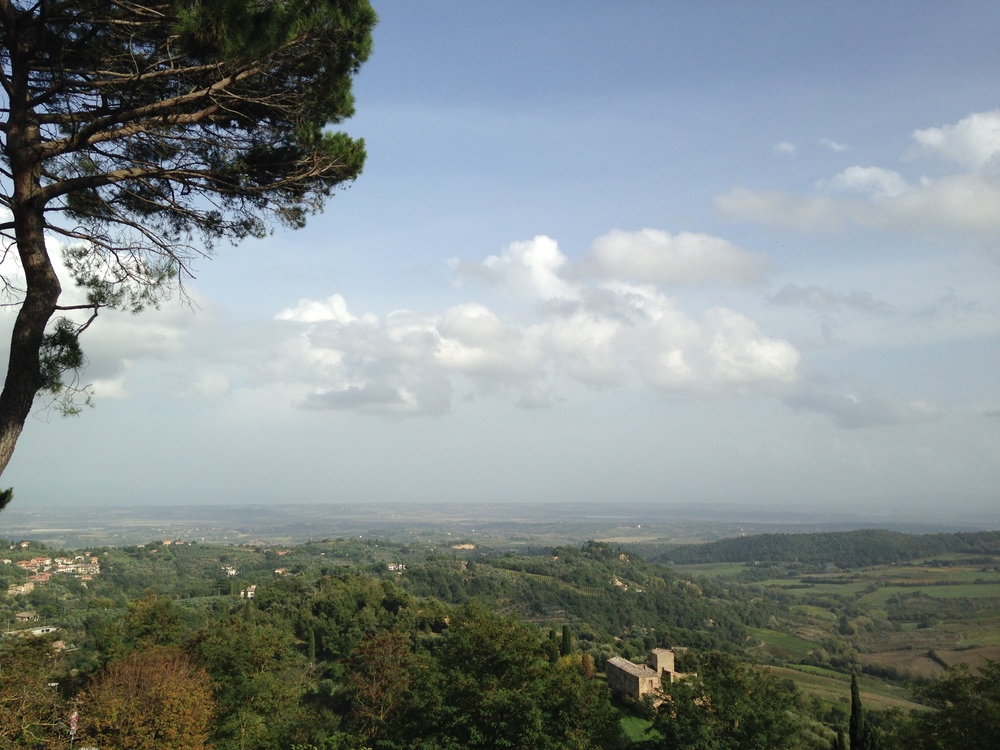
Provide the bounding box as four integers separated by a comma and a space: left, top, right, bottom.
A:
1, 532, 998, 749
647, 529, 1000, 568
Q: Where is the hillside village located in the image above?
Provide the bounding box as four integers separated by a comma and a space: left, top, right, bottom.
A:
4, 549, 101, 597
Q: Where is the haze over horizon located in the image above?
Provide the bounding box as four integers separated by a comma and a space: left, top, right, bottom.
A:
2, 3, 998, 512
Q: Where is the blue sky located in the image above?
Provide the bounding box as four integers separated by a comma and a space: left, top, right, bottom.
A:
4, 2, 999, 514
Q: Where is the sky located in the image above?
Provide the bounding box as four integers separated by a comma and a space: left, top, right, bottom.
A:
3, 2, 999, 514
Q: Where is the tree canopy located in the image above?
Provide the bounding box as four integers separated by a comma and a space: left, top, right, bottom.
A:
80, 646, 216, 750
0, 0, 376, 481
651, 652, 800, 750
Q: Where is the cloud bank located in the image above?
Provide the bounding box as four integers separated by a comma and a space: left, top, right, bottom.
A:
574, 229, 769, 285
716, 110, 1000, 237
274, 234, 798, 416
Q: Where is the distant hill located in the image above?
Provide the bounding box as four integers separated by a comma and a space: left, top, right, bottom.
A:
649, 529, 1000, 568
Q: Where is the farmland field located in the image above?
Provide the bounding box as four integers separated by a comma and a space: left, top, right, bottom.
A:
682, 552, 1000, 684
766, 665, 923, 712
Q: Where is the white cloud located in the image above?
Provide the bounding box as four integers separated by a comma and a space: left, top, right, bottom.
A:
823, 166, 909, 200
276, 294, 371, 324
717, 112, 1000, 237
576, 228, 768, 285
88, 374, 130, 400
715, 187, 849, 232
435, 303, 543, 378
819, 138, 848, 152
703, 308, 800, 386
266, 263, 801, 416
716, 174, 1000, 235
773, 141, 797, 156
543, 309, 624, 387
913, 110, 1000, 171
451, 235, 577, 300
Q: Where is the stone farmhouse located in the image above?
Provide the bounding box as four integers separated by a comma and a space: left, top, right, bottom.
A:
605, 648, 693, 702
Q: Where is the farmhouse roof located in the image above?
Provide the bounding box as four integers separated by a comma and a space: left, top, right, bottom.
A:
606, 657, 657, 678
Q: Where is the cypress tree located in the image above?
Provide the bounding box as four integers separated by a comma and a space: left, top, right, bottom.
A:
547, 629, 559, 663
850, 673, 866, 750
561, 624, 572, 656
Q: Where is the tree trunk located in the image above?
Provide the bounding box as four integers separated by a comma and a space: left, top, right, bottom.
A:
0, 22, 62, 478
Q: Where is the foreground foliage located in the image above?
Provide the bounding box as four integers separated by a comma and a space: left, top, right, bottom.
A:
1, 536, 998, 748
651, 652, 799, 750
80, 648, 214, 750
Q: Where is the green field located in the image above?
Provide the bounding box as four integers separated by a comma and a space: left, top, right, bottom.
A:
671, 562, 748, 578
790, 604, 839, 621
757, 579, 870, 597
860, 583, 1000, 606
873, 566, 1000, 584
767, 665, 923, 712
751, 628, 821, 660
619, 715, 658, 743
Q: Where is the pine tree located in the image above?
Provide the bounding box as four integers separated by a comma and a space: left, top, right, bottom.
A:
0, 0, 376, 480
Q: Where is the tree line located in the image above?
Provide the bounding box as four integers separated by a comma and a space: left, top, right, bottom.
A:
648, 529, 1000, 568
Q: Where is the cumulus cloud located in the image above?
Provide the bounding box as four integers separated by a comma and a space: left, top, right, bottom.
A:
784, 374, 940, 429
773, 141, 797, 156
768, 283, 895, 314
716, 111, 1000, 237
276, 294, 374, 324
575, 228, 769, 285
450, 235, 577, 300
912, 110, 1000, 171
270, 264, 801, 417
703, 308, 800, 386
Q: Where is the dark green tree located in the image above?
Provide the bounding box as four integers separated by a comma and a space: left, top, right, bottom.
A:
422, 604, 622, 749
547, 628, 560, 664
343, 629, 441, 746
652, 652, 801, 750
0, 0, 375, 480
193, 618, 313, 750
850, 673, 866, 750
561, 623, 573, 656
902, 661, 1000, 750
